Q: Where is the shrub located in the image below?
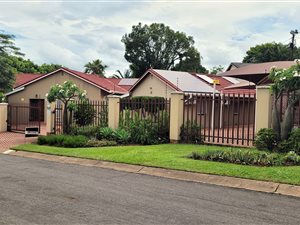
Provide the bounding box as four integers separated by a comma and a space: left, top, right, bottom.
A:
69, 125, 99, 139
62, 135, 88, 148
73, 101, 96, 126
37, 135, 88, 148
180, 120, 203, 144
279, 128, 300, 154
0, 92, 6, 103
114, 128, 131, 144
98, 127, 114, 140
188, 149, 300, 166
254, 128, 278, 151
129, 118, 158, 145
86, 139, 117, 147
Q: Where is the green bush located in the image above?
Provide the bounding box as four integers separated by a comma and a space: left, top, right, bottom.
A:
188, 149, 300, 166
279, 128, 300, 154
129, 118, 158, 145
121, 96, 167, 113
114, 128, 131, 144
62, 135, 88, 148
69, 125, 99, 139
98, 127, 114, 140
73, 101, 96, 126
254, 128, 278, 151
180, 120, 203, 144
119, 111, 168, 145
0, 92, 6, 103
37, 135, 88, 148
86, 139, 117, 147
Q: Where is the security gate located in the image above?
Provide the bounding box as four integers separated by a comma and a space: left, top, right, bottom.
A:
7, 103, 42, 133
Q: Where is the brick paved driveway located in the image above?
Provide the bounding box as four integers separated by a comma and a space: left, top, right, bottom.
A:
0, 132, 37, 153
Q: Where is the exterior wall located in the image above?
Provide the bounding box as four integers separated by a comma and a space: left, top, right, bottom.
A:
0, 103, 8, 132
255, 86, 272, 132
7, 71, 107, 121
131, 74, 174, 99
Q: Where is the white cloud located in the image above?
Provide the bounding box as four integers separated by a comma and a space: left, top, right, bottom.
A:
0, 1, 300, 75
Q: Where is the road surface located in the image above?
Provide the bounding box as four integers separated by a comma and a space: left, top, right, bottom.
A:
0, 154, 299, 225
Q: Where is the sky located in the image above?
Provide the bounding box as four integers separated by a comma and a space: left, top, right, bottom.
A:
1, 0, 300, 76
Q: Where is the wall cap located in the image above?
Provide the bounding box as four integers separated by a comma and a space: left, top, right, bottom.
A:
170, 91, 184, 95
256, 85, 271, 89
107, 95, 121, 98
0, 103, 8, 106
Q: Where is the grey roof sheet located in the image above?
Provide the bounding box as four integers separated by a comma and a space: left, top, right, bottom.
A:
118, 78, 138, 86
153, 69, 217, 93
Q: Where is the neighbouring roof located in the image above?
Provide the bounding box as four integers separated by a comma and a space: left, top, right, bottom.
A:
226, 62, 252, 71
194, 74, 235, 91
130, 69, 217, 93
11, 68, 137, 95
220, 61, 296, 84
223, 80, 256, 90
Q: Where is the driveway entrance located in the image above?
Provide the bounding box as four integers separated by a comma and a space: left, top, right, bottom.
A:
0, 132, 37, 153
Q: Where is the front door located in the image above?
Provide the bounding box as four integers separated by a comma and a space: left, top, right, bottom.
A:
29, 99, 44, 121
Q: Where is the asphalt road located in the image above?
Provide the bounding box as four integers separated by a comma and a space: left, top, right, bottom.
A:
0, 154, 300, 225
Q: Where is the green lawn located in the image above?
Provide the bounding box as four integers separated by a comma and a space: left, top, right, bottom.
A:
13, 143, 300, 185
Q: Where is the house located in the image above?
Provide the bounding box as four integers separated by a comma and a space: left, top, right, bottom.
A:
129, 69, 219, 98
220, 61, 296, 84
225, 62, 252, 71
6, 67, 136, 122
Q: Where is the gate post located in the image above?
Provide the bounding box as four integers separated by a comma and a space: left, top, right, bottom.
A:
46, 102, 55, 135
169, 92, 184, 143
0, 103, 8, 132
107, 95, 120, 130
255, 86, 272, 133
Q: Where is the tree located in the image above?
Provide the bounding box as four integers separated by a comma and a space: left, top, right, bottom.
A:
122, 23, 206, 77
111, 69, 132, 78
47, 81, 86, 134
37, 63, 61, 74
0, 33, 23, 92
84, 59, 107, 76
210, 65, 224, 74
243, 42, 299, 63
269, 63, 300, 140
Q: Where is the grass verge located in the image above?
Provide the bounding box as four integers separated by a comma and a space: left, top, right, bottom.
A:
13, 143, 300, 185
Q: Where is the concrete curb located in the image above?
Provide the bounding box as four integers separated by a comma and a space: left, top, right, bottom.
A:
5, 150, 300, 198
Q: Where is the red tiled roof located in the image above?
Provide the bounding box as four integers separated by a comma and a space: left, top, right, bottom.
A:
62, 68, 127, 94
221, 88, 256, 95
14, 73, 44, 89
14, 68, 129, 94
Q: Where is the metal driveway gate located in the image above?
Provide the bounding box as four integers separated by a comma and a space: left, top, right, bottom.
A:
7, 104, 42, 133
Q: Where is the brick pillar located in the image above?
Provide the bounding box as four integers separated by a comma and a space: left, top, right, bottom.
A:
255, 86, 272, 133
46, 102, 55, 135
169, 92, 184, 143
0, 103, 8, 132
107, 95, 120, 130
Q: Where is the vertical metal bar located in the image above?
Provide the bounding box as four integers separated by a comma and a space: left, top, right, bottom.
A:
236, 94, 240, 145
247, 94, 251, 146
226, 95, 230, 144
231, 93, 235, 145
242, 94, 246, 146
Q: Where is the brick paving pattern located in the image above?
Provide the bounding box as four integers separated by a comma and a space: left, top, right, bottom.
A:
0, 132, 37, 153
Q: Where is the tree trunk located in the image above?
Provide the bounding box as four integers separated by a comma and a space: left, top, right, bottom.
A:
272, 97, 281, 139
281, 103, 294, 140
63, 105, 69, 134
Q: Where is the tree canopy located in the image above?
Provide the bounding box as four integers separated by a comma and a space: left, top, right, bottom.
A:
84, 59, 108, 76
111, 69, 132, 79
122, 23, 207, 77
243, 42, 299, 63
0, 33, 23, 92
7, 56, 61, 74
210, 65, 224, 74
